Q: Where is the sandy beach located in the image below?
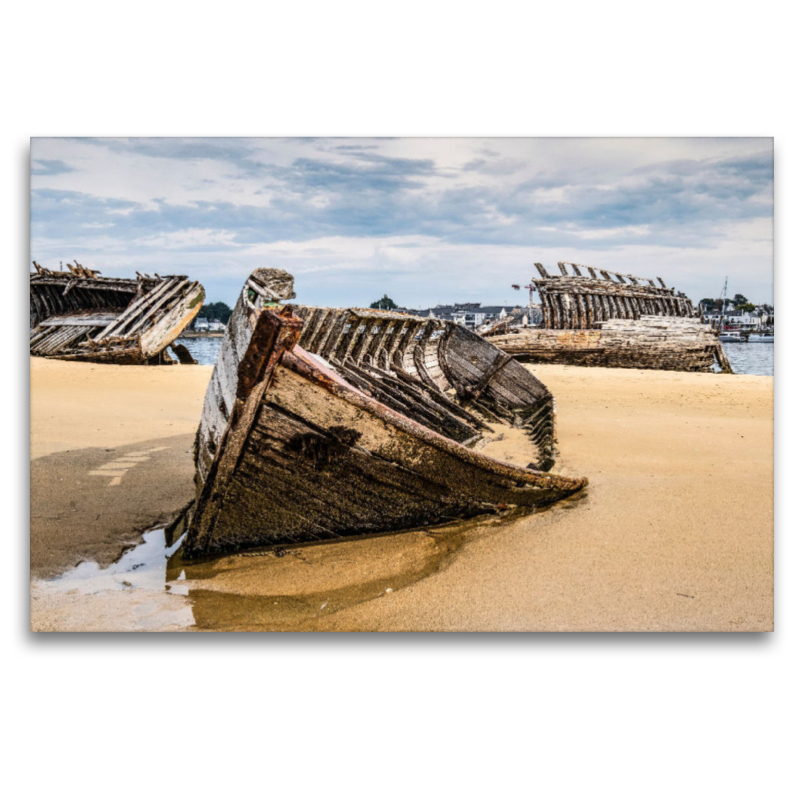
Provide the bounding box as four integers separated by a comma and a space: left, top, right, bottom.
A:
30, 357, 773, 632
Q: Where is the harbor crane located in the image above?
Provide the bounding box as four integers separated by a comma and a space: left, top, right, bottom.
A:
511, 283, 537, 308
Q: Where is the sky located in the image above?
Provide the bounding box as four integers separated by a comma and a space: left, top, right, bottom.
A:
30, 137, 773, 309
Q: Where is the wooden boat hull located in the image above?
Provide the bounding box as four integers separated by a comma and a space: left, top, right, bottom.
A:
184, 269, 586, 558
29, 263, 204, 364
488, 317, 732, 372
487, 262, 734, 374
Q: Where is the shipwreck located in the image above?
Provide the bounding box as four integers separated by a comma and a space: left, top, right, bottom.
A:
486, 262, 733, 373
29, 261, 204, 364
181, 268, 586, 558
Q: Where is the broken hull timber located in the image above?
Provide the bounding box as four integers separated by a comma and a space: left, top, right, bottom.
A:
486, 261, 733, 374
489, 317, 730, 372
29, 263, 205, 364
184, 269, 586, 558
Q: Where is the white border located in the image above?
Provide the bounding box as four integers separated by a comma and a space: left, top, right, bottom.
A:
6, 3, 794, 798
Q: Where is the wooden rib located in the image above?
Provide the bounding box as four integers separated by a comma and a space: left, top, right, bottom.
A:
306, 308, 333, 352
341, 316, 365, 362
325, 312, 356, 361
365, 318, 392, 362
317, 310, 349, 359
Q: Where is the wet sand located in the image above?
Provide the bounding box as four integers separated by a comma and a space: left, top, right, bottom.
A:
30, 358, 211, 579
30, 357, 773, 632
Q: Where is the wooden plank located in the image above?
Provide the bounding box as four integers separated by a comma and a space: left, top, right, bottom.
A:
122, 279, 188, 336
487, 318, 722, 372
39, 313, 119, 327
94, 277, 177, 339
185, 308, 304, 556
138, 281, 205, 356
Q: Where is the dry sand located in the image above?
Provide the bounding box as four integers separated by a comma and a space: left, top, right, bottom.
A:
29, 357, 773, 632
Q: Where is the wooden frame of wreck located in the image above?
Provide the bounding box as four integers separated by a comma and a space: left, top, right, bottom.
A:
182, 268, 586, 558
29, 261, 205, 364
486, 261, 733, 373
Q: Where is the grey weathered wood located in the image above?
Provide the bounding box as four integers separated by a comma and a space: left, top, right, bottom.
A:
39, 313, 119, 327
96, 277, 182, 339
184, 289, 584, 557
489, 316, 728, 372
487, 262, 731, 373
29, 265, 203, 363
192, 273, 568, 547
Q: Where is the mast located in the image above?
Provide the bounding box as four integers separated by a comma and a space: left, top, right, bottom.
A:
719, 276, 728, 331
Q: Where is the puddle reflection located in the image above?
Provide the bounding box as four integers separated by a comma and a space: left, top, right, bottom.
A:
35, 506, 562, 632
43, 528, 185, 595
167, 516, 486, 631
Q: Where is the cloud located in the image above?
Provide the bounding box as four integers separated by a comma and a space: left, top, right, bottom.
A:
31, 159, 74, 176
29, 137, 774, 306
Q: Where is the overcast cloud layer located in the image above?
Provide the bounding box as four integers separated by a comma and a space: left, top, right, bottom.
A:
30, 137, 773, 308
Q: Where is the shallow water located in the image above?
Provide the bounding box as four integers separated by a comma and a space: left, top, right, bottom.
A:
31, 505, 574, 632
175, 335, 774, 376
32, 522, 467, 631
42, 528, 186, 595
32, 528, 196, 631
174, 335, 223, 366
720, 341, 774, 376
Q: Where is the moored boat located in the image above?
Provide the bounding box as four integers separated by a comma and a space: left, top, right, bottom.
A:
718, 330, 745, 343
182, 268, 587, 558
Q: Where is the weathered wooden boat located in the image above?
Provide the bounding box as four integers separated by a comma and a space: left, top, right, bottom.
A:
29, 261, 204, 364
182, 268, 586, 558
486, 262, 734, 373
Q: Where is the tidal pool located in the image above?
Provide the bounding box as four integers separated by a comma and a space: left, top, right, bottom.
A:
30, 507, 556, 632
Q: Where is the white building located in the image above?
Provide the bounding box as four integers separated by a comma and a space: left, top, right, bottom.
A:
700, 302, 772, 331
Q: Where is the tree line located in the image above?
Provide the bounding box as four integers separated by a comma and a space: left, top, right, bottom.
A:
370, 294, 398, 310
197, 301, 233, 323
699, 293, 757, 313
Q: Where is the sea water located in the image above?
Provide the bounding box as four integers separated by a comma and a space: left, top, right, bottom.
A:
175, 336, 774, 376
720, 342, 774, 376
174, 336, 223, 366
